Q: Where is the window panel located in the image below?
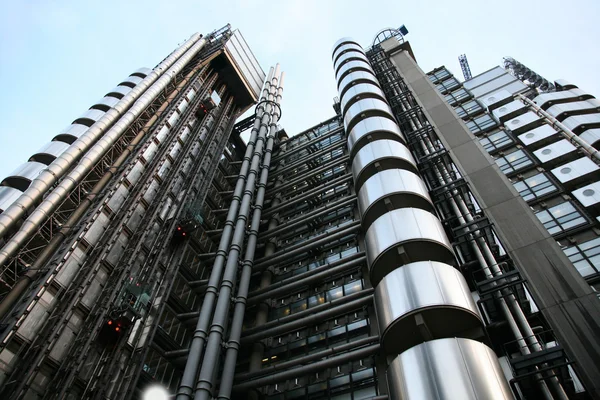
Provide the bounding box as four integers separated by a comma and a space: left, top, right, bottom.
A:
495, 149, 534, 174
563, 237, 600, 277
535, 201, 587, 235
513, 173, 558, 202
479, 130, 514, 153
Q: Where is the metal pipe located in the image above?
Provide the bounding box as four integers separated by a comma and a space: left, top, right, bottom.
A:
213, 70, 285, 400
259, 195, 357, 241
261, 173, 353, 219
234, 335, 379, 381
232, 343, 380, 391
248, 254, 366, 305
271, 140, 346, 178
194, 67, 283, 400
241, 290, 373, 344
0, 34, 209, 271
175, 67, 276, 400
271, 127, 344, 163
519, 94, 600, 164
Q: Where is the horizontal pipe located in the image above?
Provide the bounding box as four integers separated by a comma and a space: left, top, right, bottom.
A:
262, 173, 353, 218
248, 254, 366, 304
271, 141, 346, 178
232, 343, 380, 391
266, 155, 349, 196
253, 220, 361, 270
241, 289, 373, 344
271, 127, 344, 163
259, 195, 357, 241
235, 335, 379, 381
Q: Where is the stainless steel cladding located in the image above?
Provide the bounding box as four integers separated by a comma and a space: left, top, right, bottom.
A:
364, 208, 454, 285
223, 30, 266, 104
344, 98, 395, 132
332, 36, 510, 397
352, 139, 417, 190
2, 161, 47, 191
357, 169, 433, 229
29, 141, 71, 165
387, 338, 514, 400
347, 116, 405, 157
0, 187, 23, 213
374, 261, 483, 354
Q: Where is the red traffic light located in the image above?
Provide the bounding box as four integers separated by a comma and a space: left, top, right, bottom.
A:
107, 320, 113, 325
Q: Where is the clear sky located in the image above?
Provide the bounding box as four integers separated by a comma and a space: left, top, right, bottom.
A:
1, 0, 599, 179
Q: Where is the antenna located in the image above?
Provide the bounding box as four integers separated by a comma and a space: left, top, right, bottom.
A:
458, 54, 472, 81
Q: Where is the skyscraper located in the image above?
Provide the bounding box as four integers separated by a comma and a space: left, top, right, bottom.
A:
0, 23, 599, 400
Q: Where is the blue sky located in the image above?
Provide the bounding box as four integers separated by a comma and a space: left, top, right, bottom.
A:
1, 0, 599, 179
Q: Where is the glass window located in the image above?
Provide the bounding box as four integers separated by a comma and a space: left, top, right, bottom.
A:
563, 237, 600, 277
513, 173, 558, 202
454, 99, 483, 119
495, 149, 534, 174
479, 130, 514, 153
436, 78, 460, 94
466, 113, 497, 134
445, 88, 471, 106
535, 201, 587, 235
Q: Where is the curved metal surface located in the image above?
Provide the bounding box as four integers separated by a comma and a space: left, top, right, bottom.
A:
580, 128, 600, 147
562, 113, 600, 134
340, 82, 386, 116
338, 70, 380, 100
332, 42, 364, 63
554, 79, 578, 90
0, 187, 23, 213
336, 59, 375, 85
334, 51, 370, 75
2, 162, 47, 191
365, 208, 454, 286
119, 75, 144, 88
30, 141, 71, 165
375, 261, 482, 354
546, 99, 600, 121
0, 32, 206, 265
347, 116, 405, 158
352, 139, 417, 191
344, 97, 395, 133
332, 37, 360, 54
73, 109, 106, 126
358, 169, 433, 230
53, 123, 89, 144
387, 338, 513, 399
130, 67, 152, 78
92, 96, 121, 111
105, 85, 132, 99
533, 88, 594, 109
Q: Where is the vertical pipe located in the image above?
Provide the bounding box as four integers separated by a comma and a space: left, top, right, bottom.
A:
175, 67, 275, 400
193, 67, 281, 400
217, 72, 284, 400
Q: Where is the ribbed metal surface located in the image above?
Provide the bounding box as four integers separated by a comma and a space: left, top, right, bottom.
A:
347, 116, 405, 158
344, 97, 395, 132
338, 71, 380, 99
365, 208, 454, 286
334, 51, 370, 75
336, 59, 375, 84
352, 139, 417, 191
387, 338, 514, 399
375, 261, 482, 354
340, 83, 387, 115
358, 169, 433, 230
332, 42, 364, 63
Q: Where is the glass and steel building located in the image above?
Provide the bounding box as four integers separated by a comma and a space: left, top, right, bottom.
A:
0, 23, 599, 400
